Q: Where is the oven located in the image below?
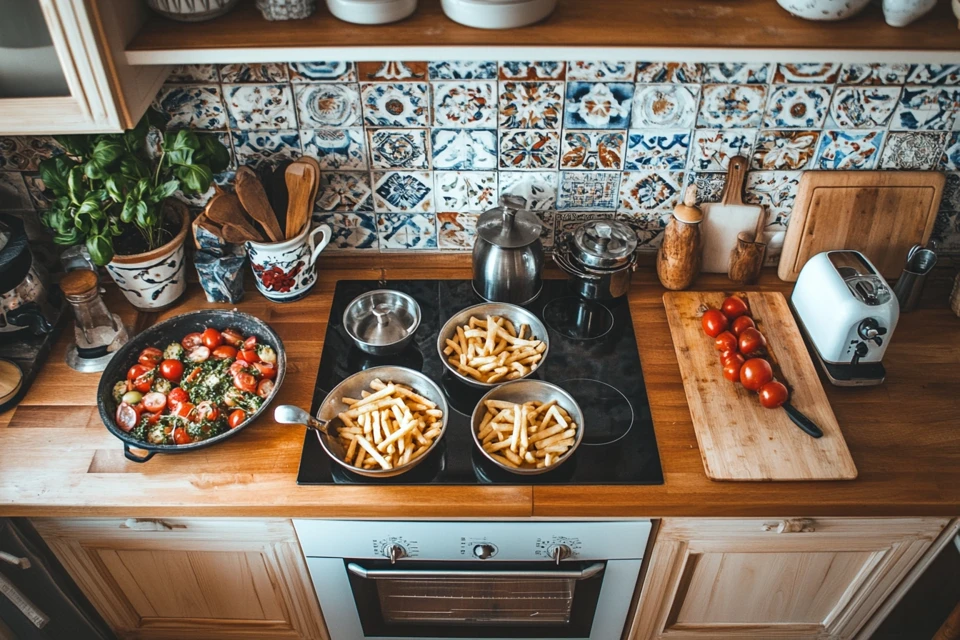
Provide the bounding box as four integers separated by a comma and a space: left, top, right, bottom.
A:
294, 520, 651, 640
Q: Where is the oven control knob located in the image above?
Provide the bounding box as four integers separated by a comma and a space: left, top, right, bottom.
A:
383, 544, 407, 564
472, 543, 497, 559
549, 544, 573, 565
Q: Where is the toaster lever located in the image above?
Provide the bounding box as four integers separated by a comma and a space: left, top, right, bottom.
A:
851, 342, 869, 366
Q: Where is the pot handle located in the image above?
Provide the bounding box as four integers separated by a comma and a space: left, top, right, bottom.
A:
274, 405, 331, 434
307, 224, 333, 267
123, 443, 156, 463
552, 251, 601, 281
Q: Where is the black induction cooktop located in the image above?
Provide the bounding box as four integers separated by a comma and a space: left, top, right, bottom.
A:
297, 280, 663, 485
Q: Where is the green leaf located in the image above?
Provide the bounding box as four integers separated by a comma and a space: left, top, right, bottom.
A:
37, 156, 75, 197
77, 197, 102, 219
67, 166, 86, 205
133, 178, 150, 200
134, 200, 150, 228
197, 135, 230, 173
85, 234, 114, 267
52, 227, 80, 246
120, 155, 149, 180
103, 175, 125, 202
121, 198, 138, 224
164, 148, 195, 167
172, 129, 199, 152
175, 164, 213, 195
54, 134, 92, 158
91, 139, 123, 167
154, 179, 179, 201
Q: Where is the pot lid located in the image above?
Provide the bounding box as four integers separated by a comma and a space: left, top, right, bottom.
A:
476, 195, 542, 249
572, 219, 637, 269
344, 290, 420, 347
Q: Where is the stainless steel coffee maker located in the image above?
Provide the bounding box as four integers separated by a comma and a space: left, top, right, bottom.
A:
471, 196, 543, 305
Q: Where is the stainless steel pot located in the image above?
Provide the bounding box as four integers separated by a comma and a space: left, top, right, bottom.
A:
555, 219, 639, 300
472, 196, 544, 305
342, 289, 421, 355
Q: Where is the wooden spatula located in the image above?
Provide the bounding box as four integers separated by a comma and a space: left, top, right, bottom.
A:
236, 166, 284, 242
700, 156, 763, 273
204, 191, 264, 243
284, 157, 320, 240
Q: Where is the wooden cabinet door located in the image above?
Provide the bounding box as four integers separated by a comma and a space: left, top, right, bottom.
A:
33, 518, 327, 640
629, 517, 950, 640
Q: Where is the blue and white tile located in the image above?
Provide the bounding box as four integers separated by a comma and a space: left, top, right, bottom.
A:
373, 171, 434, 212
369, 129, 430, 169
684, 172, 727, 204
702, 63, 769, 85
498, 81, 563, 129
437, 212, 479, 250
429, 61, 497, 80
773, 63, 840, 84
840, 63, 913, 85
940, 132, 960, 170
764, 85, 831, 128
377, 212, 437, 250
631, 84, 699, 129
828, 86, 901, 128
232, 130, 301, 167
219, 63, 287, 83
0, 171, 32, 210
892, 86, 960, 131
498, 61, 565, 80
499, 171, 558, 210
879, 131, 947, 170
499, 130, 560, 170
698, 84, 766, 128
0, 136, 61, 172
167, 64, 219, 83
751, 130, 819, 170
907, 64, 960, 85
313, 212, 378, 250
431, 129, 497, 170
615, 212, 670, 250
744, 171, 801, 226
224, 84, 295, 130
294, 83, 361, 128
555, 212, 614, 246
154, 85, 226, 130
288, 61, 356, 82
560, 130, 626, 170
315, 171, 373, 212
358, 61, 428, 81
563, 82, 634, 129
689, 129, 757, 171
635, 62, 702, 84
557, 171, 621, 210
432, 81, 497, 128
624, 130, 689, 170
567, 62, 635, 82
360, 82, 430, 127
536, 210, 556, 250
814, 130, 886, 170
300, 128, 367, 170
434, 171, 498, 212
941, 172, 960, 211
618, 171, 684, 212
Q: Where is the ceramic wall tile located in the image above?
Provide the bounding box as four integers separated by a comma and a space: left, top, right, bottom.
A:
498, 82, 563, 129
437, 211, 479, 250
751, 130, 819, 170
618, 170, 684, 212
373, 171, 435, 212
499, 130, 560, 170
624, 130, 689, 170
684, 171, 726, 203
561, 130, 626, 170
0, 136, 61, 172
154, 85, 226, 130
499, 171, 558, 210
300, 128, 367, 170
294, 83, 361, 128
498, 61, 565, 80
907, 64, 960, 85
829, 86, 901, 128
941, 132, 960, 170
635, 62, 702, 84
431, 129, 497, 170
879, 131, 947, 170
697, 84, 766, 128
892, 86, 960, 130
358, 61, 428, 81
615, 211, 670, 250
314, 212, 378, 250
232, 130, 301, 167
555, 212, 614, 246
941, 172, 960, 211
934, 210, 960, 251
563, 82, 634, 129
557, 171, 621, 210
764, 85, 832, 128
369, 129, 430, 169
428, 61, 497, 80
744, 171, 801, 226
315, 171, 373, 212
167, 64, 219, 83
702, 63, 769, 85
814, 130, 885, 170
377, 212, 437, 250
0, 172, 32, 210
840, 63, 913, 85
567, 62, 635, 82
22, 174, 51, 210
435, 171, 498, 212
773, 63, 841, 83
360, 82, 430, 127
225, 84, 295, 130
631, 85, 699, 129
536, 209, 556, 250
219, 63, 288, 83
689, 129, 757, 171
288, 61, 356, 82
432, 81, 497, 128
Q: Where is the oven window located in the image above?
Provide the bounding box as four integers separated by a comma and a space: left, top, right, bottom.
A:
346, 560, 604, 638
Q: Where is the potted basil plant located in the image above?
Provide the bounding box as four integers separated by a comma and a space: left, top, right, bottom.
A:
39, 110, 230, 309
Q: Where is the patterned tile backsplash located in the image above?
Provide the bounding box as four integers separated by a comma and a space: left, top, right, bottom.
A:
3, 60, 960, 257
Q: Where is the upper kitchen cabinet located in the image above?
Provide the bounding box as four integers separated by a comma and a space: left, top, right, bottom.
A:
0, 0, 168, 135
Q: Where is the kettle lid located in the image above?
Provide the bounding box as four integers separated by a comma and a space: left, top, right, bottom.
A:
477, 196, 542, 248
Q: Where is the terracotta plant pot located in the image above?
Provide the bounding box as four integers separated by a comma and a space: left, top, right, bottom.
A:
105, 200, 190, 311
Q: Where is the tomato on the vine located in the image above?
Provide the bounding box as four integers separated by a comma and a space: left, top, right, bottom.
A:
738, 328, 767, 356
721, 296, 749, 320
714, 331, 738, 352
730, 315, 756, 336
701, 309, 729, 338
722, 360, 742, 382
759, 381, 789, 409
740, 358, 774, 392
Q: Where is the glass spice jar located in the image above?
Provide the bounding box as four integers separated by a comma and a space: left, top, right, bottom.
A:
61, 269, 128, 371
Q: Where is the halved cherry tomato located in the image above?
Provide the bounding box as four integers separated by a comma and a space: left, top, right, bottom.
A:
145, 410, 163, 425
127, 364, 150, 381
239, 349, 259, 364
257, 379, 274, 398
133, 370, 155, 394
222, 328, 244, 347
740, 358, 774, 392
201, 328, 223, 349
142, 392, 167, 413
138, 347, 163, 367
722, 360, 743, 382
759, 380, 789, 409
229, 360, 249, 377
212, 345, 238, 360
196, 400, 220, 422
714, 331, 738, 352
256, 344, 276, 364
159, 359, 184, 382
228, 409, 246, 429
115, 403, 141, 432
731, 315, 756, 336
181, 332, 203, 350
172, 426, 192, 445
253, 362, 277, 379
184, 366, 203, 384
174, 402, 197, 422
243, 336, 257, 350
701, 309, 729, 338
720, 350, 745, 367
738, 327, 767, 356
234, 372, 257, 393
721, 296, 749, 320
167, 387, 189, 410
186, 346, 210, 363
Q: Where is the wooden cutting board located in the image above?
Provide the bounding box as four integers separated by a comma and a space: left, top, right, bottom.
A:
663, 291, 857, 482
778, 171, 945, 282
700, 156, 763, 273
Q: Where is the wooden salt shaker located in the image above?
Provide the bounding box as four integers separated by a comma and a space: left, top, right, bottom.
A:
727, 207, 768, 284
657, 185, 702, 291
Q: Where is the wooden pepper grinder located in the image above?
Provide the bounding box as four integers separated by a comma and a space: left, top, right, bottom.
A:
727, 207, 768, 284
657, 185, 703, 290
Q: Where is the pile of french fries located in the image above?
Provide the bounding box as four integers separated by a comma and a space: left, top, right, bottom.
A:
476, 398, 577, 470
443, 315, 547, 384
335, 378, 443, 471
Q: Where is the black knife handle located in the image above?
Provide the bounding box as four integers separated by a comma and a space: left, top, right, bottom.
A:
783, 403, 824, 439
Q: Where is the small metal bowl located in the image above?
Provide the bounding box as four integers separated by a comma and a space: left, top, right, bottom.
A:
343, 289, 421, 356
437, 302, 550, 389
470, 379, 584, 475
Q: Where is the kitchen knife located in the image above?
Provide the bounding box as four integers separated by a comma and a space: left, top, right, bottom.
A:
783, 402, 823, 438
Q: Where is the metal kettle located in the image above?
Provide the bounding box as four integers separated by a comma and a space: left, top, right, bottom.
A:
472, 196, 543, 304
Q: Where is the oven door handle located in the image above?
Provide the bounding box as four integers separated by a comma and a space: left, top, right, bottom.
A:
346, 562, 605, 581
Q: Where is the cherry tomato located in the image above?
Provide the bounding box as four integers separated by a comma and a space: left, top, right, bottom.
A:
234, 372, 257, 393
243, 336, 257, 350
167, 387, 189, 410
201, 328, 223, 349
253, 361, 277, 379
127, 364, 150, 381
239, 349, 260, 364
186, 346, 211, 363
720, 350, 745, 367
229, 360, 249, 377
138, 347, 163, 366
222, 328, 244, 347
256, 344, 276, 364
722, 360, 742, 382
721, 296, 749, 320
701, 309, 729, 338
115, 403, 141, 432
740, 358, 774, 392
731, 315, 756, 336
142, 392, 167, 413
196, 400, 220, 422
133, 370, 155, 394
714, 331, 738, 352
759, 380, 789, 409
257, 379, 275, 398
184, 366, 203, 384
228, 409, 246, 429
145, 410, 163, 425
174, 402, 197, 422
738, 327, 767, 356
172, 427, 192, 445
181, 332, 203, 350
159, 359, 184, 382
212, 345, 238, 360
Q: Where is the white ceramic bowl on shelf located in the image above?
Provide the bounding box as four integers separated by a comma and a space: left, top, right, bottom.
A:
776, 0, 871, 20
326, 0, 417, 23
146, 0, 240, 21
441, 0, 556, 29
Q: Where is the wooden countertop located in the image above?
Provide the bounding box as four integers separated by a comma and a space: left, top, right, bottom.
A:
1, 255, 958, 518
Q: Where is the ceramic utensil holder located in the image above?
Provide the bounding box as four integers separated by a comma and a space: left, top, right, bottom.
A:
256, 0, 316, 20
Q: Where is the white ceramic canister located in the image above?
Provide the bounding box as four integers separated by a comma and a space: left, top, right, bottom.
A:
245, 222, 332, 302
776, 0, 871, 20
883, 0, 937, 26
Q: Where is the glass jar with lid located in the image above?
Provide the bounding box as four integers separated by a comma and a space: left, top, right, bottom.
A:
61, 269, 128, 371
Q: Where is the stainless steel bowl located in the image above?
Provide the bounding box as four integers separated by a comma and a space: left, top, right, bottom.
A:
437, 302, 550, 389
470, 379, 584, 475
343, 289, 421, 356
275, 366, 447, 478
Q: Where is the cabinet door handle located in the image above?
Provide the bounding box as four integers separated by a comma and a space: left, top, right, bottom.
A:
762, 518, 816, 533
120, 519, 185, 531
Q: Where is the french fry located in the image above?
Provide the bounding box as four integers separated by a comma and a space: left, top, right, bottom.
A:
475, 397, 577, 469
444, 315, 545, 383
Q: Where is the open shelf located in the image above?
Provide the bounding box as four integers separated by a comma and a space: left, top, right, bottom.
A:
126, 0, 960, 65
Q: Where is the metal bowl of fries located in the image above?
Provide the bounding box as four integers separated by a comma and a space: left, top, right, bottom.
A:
274, 366, 448, 478
437, 302, 550, 388
471, 379, 584, 475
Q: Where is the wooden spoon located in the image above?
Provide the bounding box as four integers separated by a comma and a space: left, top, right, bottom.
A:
219, 222, 263, 244
236, 166, 284, 242
204, 192, 264, 243
284, 157, 320, 240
